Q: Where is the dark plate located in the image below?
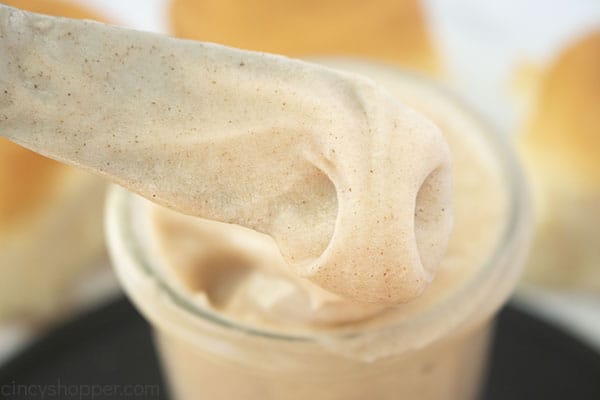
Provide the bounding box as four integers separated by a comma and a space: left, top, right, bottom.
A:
0, 297, 599, 400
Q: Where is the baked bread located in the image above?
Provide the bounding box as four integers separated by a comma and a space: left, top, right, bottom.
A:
0, 0, 108, 320
170, 0, 439, 75
519, 30, 600, 290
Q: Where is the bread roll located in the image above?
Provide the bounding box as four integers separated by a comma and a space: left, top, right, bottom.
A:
519, 30, 600, 290
0, 0, 108, 320
170, 0, 439, 75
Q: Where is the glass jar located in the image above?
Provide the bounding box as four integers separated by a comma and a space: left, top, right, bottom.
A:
105, 60, 530, 400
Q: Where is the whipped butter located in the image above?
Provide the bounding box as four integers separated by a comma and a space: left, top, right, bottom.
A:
1, 5, 453, 305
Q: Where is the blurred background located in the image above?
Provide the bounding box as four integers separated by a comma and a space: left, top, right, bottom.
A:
0, 0, 599, 363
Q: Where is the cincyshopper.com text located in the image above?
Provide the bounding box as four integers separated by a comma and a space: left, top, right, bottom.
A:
0, 380, 160, 399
